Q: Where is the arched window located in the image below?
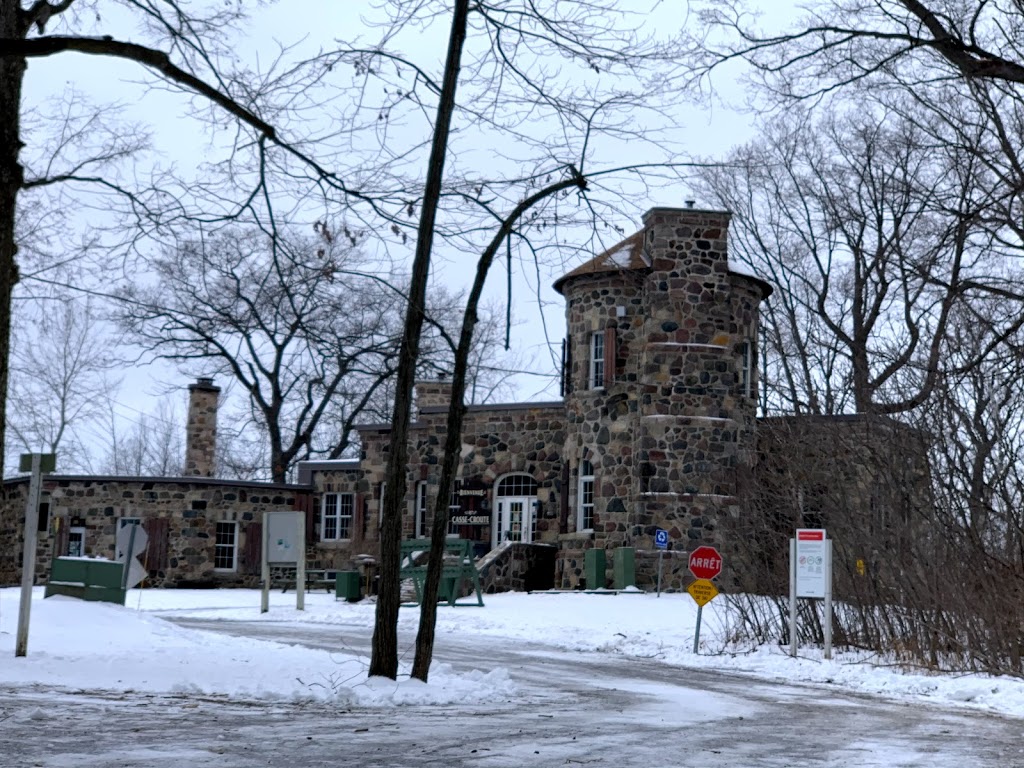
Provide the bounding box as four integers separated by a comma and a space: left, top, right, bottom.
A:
496, 474, 538, 498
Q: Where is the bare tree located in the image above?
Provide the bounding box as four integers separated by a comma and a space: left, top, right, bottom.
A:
697, 104, 1024, 416
101, 397, 183, 477
7, 296, 118, 471
349, 0, 690, 681
116, 227, 405, 484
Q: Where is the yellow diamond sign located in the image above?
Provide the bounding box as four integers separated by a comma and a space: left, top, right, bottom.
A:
687, 578, 719, 607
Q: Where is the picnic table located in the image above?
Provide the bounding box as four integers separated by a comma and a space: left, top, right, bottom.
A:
399, 538, 484, 607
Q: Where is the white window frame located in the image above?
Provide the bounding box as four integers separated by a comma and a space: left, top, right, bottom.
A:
414, 481, 428, 539
578, 460, 595, 531
321, 492, 354, 541
214, 521, 238, 571
378, 481, 387, 529
740, 340, 753, 398
589, 331, 605, 389
67, 526, 87, 558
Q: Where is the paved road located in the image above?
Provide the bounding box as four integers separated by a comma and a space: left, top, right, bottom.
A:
2, 619, 1022, 767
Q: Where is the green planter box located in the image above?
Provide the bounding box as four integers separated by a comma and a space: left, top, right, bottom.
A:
584, 548, 606, 590
613, 547, 636, 589
335, 570, 362, 602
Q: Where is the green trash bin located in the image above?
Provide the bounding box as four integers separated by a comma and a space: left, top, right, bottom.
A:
335, 571, 362, 602
584, 548, 606, 590
613, 547, 636, 589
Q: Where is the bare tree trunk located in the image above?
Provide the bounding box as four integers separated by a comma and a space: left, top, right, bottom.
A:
0, 1, 26, 470
411, 171, 585, 681
368, 0, 470, 680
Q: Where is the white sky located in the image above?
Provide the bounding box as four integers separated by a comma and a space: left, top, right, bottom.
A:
3, 586, 1022, 718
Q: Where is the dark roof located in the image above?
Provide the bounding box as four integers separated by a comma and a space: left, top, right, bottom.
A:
1, 474, 311, 491
552, 232, 647, 294
552, 229, 774, 298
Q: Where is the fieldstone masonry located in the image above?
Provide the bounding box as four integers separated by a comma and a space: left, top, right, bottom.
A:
185, 377, 220, 478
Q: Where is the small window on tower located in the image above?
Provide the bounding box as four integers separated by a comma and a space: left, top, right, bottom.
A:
739, 341, 753, 398
589, 332, 605, 389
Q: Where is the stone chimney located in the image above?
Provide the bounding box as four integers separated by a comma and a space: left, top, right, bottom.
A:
185, 377, 220, 477
415, 378, 454, 412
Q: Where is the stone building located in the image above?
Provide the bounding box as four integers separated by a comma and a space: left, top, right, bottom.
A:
0, 204, 774, 591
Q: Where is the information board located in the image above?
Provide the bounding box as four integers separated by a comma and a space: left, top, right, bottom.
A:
795, 528, 827, 598
266, 511, 303, 564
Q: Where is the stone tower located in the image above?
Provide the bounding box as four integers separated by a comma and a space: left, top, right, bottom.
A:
185, 377, 220, 477
555, 205, 770, 588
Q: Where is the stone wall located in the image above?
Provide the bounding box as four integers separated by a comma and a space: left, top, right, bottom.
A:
0, 475, 310, 587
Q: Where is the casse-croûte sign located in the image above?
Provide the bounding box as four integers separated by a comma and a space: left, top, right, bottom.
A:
450, 514, 490, 525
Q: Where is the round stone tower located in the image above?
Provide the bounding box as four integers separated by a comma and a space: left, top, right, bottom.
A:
554, 205, 771, 588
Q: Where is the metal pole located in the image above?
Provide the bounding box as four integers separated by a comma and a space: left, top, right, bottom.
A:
296, 510, 306, 611
789, 537, 798, 658
824, 539, 833, 660
692, 604, 703, 654
656, 550, 664, 597
260, 512, 270, 614
16, 454, 43, 657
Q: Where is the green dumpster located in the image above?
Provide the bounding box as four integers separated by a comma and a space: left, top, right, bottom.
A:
335, 570, 362, 602
613, 547, 636, 589
584, 548, 606, 590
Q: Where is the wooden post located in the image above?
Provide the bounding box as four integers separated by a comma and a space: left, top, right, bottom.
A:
260, 512, 270, 614
16, 453, 54, 657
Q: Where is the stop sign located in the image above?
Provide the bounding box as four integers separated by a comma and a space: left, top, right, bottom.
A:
689, 545, 723, 580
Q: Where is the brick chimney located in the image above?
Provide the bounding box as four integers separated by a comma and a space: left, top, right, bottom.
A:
185, 377, 220, 477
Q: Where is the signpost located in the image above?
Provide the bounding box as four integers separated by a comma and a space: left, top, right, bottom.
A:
16, 453, 56, 657
688, 545, 722, 654
789, 529, 832, 659
654, 529, 668, 597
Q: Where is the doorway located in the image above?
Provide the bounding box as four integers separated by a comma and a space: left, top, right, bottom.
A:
493, 474, 539, 548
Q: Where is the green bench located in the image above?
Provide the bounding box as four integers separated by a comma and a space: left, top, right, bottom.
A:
399, 538, 484, 607
45, 557, 127, 605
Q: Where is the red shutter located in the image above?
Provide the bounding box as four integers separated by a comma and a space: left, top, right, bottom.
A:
54, 516, 70, 557
565, 335, 573, 394
559, 464, 570, 534
293, 494, 316, 543
603, 326, 616, 388
144, 517, 170, 570
354, 493, 365, 543
241, 522, 262, 575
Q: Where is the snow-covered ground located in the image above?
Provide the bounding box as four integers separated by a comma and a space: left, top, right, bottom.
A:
1, 586, 1022, 717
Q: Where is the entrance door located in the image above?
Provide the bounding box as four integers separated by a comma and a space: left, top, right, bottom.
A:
494, 497, 535, 547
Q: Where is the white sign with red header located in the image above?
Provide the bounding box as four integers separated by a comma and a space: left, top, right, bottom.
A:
688, 545, 723, 581
795, 528, 827, 598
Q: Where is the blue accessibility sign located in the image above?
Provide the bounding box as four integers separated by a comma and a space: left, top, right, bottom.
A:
654, 529, 669, 550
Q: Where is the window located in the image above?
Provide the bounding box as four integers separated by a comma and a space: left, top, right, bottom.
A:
414, 481, 428, 538
589, 331, 605, 389
578, 460, 595, 531
739, 340, 753, 398
37, 494, 51, 534
378, 482, 387, 528
214, 521, 238, 570
321, 492, 354, 541
68, 527, 86, 558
